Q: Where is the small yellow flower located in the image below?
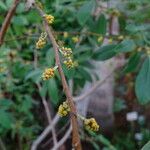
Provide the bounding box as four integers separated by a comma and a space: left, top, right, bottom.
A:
44, 14, 54, 24
0, 67, 6, 73
108, 38, 113, 44
36, 39, 46, 49
72, 36, 79, 43
64, 58, 74, 68
36, 32, 47, 49
42, 68, 55, 80
61, 47, 72, 57
112, 9, 120, 17
84, 118, 99, 132
137, 47, 142, 52
63, 32, 68, 38
117, 35, 124, 41
58, 101, 70, 117
97, 36, 103, 43
145, 46, 150, 55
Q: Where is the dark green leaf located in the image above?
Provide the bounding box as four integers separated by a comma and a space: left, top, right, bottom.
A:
135, 56, 150, 104
0, 99, 14, 110
92, 44, 118, 61
123, 52, 141, 73
93, 40, 136, 61
126, 24, 150, 32
76, 0, 95, 26
25, 69, 42, 82
0, 110, 14, 129
47, 79, 59, 105
117, 39, 136, 52
78, 67, 92, 82
12, 15, 29, 26
93, 14, 107, 35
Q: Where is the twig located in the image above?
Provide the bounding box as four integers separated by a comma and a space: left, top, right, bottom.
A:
51, 125, 72, 150
33, 48, 57, 147
31, 114, 60, 150
41, 121, 70, 148
36, 83, 58, 145
74, 70, 114, 102
34, 4, 82, 150
0, 0, 20, 46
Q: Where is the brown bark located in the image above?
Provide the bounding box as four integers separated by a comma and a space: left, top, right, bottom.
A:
34, 4, 82, 150
0, 0, 20, 46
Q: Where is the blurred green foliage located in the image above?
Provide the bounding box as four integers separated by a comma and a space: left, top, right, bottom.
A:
0, 0, 150, 149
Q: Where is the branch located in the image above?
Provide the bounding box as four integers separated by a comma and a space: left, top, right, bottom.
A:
34, 4, 82, 150
0, 0, 20, 46
31, 114, 60, 150
52, 125, 72, 150
37, 83, 58, 145
33, 48, 57, 146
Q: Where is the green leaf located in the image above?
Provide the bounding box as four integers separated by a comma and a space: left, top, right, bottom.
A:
0, 2, 7, 10
76, 0, 95, 26
135, 56, 150, 104
20, 96, 33, 113
117, 39, 136, 52
123, 52, 141, 73
0, 110, 14, 129
93, 14, 107, 35
113, 99, 126, 112
91, 142, 100, 150
141, 140, 150, 150
78, 67, 92, 82
0, 99, 14, 110
25, 69, 42, 82
47, 79, 59, 105
92, 40, 136, 61
12, 15, 29, 26
92, 44, 118, 61
126, 24, 150, 32
96, 135, 117, 150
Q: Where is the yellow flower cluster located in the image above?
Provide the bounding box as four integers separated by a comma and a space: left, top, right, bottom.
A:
63, 32, 68, 38
44, 14, 54, 24
62, 47, 72, 57
97, 36, 103, 43
84, 118, 99, 132
112, 9, 121, 17
36, 32, 47, 49
58, 101, 70, 117
108, 38, 113, 44
61, 47, 75, 68
145, 46, 150, 55
117, 35, 124, 41
42, 68, 55, 80
64, 59, 74, 68
72, 36, 79, 43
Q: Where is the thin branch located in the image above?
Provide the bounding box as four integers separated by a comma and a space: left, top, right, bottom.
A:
36, 83, 58, 145
74, 70, 114, 102
34, 4, 82, 150
51, 125, 72, 150
31, 114, 60, 150
41, 121, 70, 148
32, 71, 113, 149
0, 0, 20, 46
33, 48, 57, 146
